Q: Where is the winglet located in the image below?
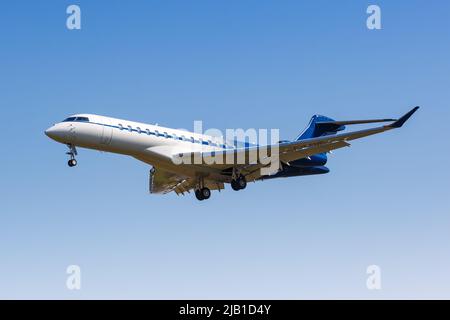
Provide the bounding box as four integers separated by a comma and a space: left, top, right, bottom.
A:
388, 106, 420, 128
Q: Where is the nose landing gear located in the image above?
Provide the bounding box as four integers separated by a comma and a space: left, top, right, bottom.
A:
68, 159, 77, 167
66, 144, 78, 167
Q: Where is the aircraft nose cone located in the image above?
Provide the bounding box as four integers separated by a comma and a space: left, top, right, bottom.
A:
45, 127, 54, 138
45, 126, 63, 141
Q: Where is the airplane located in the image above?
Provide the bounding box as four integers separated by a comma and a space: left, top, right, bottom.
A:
45, 107, 419, 201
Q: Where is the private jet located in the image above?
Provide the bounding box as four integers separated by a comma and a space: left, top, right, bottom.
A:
45, 107, 419, 201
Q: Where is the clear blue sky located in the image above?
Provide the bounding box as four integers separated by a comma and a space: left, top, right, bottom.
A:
1, 0, 449, 299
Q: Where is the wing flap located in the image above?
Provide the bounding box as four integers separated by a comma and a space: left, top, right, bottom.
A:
149, 167, 224, 195
149, 167, 187, 194
280, 140, 351, 163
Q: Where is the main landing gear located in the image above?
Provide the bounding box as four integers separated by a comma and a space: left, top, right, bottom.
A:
66, 144, 78, 167
195, 177, 211, 201
195, 187, 211, 201
231, 175, 247, 191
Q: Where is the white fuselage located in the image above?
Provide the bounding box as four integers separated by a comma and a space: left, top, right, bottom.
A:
45, 114, 232, 178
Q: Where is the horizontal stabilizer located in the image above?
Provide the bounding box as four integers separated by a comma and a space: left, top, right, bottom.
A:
319, 118, 397, 126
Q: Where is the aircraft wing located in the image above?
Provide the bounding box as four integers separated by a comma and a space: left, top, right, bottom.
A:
173, 107, 419, 178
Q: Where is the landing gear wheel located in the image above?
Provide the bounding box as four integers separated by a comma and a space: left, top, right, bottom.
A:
66, 144, 78, 168
231, 176, 246, 191
195, 188, 210, 201
237, 176, 247, 189
231, 180, 240, 191
68, 159, 77, 167
201, 187, 211, 200
195, 189, 204, 201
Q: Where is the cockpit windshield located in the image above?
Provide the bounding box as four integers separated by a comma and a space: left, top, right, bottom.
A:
62, 116, 90, 122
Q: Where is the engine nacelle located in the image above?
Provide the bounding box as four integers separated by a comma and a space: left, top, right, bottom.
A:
261, 165, 329, 180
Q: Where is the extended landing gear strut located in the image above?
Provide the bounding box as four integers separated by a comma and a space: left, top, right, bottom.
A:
66, 144, 78, 167
195, 177, 211, 201
231, 168, 247, 191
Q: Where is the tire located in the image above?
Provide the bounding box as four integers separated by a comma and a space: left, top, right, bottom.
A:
201, 188, 211, 200
68, 159, 77, 167
195, 189, 204, 201
231, 180, 240, 191
237, 177, 247, 189
231, 176, 246, 191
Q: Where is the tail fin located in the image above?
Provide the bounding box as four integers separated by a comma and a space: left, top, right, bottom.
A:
294, 115, 342, 166
296, 115, 345, 140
